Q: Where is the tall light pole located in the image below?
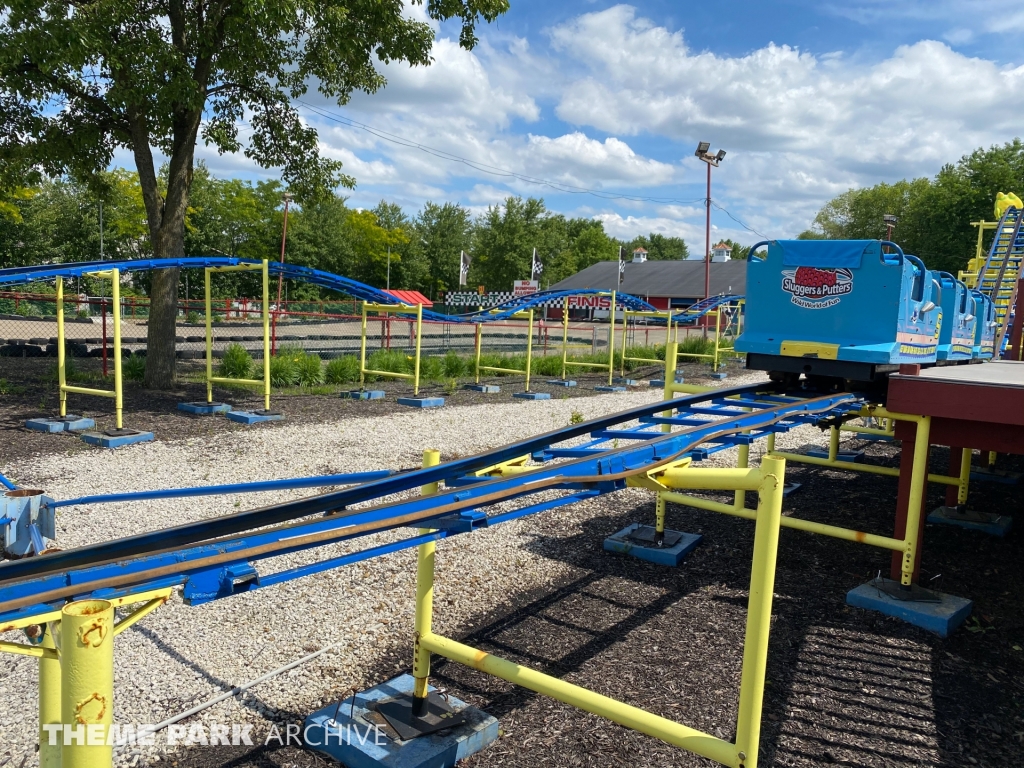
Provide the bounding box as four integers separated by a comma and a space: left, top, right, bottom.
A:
272, 192, 292, 354
694, 142, 726, 305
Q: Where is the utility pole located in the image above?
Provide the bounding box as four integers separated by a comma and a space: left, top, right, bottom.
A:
272, 192, 292, 355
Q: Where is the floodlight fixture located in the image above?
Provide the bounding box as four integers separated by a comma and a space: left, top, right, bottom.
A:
883, 214, 898, 225
695, 141, 711, 155
715, 149, 727, 161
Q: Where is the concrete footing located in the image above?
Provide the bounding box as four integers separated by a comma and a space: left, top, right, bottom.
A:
464, 384, 500, 393
547, 380, 576, 387
303, 673, 498, 768
711, 372, 728, 380
512, 392, 550, 400
846, 577, 972, 637
603, 523, 702, 566
177, 402, 232, 415
225, 410, 284, 424
927, 505, 1013, 536
80, 429, 155, 448
612, 378, 639, 385
969, 467, 1022, 485
594, 385, 626, 393
397, 397, 445, 408
803, 446, 865, 463
24, 415, 95, 432
343, 390, 386, 400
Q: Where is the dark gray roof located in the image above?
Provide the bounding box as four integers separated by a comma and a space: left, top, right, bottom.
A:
547, 260, 747, 299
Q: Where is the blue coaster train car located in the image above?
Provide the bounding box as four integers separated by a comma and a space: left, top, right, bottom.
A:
934, 271, 977, 362
736, 240, 943, 381
971, 289, 997, 359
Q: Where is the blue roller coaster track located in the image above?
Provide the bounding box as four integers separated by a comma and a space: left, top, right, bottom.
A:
0, 257, 742, 324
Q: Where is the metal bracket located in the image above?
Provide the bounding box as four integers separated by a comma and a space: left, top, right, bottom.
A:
373, 692, 467, 740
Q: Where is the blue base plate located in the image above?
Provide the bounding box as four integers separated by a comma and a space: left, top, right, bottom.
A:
303, 673, 499, 768
603, 523, 702, 566
177, 402, 232, 415
80, 430, 155, 448
547, 380, 576, 387
710, 372, 728, 380
25, 415, 95, 432
969, 467, 1021, 485
594, 385, 626, 393
397, 397, 445, 408
927, 505, 1013, 537
343, 390, 386, 400
804, 447, 865, 463
225, 410, 285, 424
612, 378, 639, 385
464, 384, 500, 393
512, 392, 550, 400
846, 578, 972, 637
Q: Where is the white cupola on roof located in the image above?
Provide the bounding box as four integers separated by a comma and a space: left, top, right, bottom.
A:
711, 241, 732, 263
632, 247, 648, 263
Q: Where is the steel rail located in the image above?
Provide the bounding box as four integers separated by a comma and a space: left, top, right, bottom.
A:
0, 384, 766, 584
0, 392, 860, 615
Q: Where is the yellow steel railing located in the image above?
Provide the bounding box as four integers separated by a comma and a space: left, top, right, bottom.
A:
204, 261, 271, 411
359, 302, 423, 395
413, 455, 788, 768
56, 271, 124, 428
618, 309, 672, 377
474, 308, 535, 391
561, 292, 617, 385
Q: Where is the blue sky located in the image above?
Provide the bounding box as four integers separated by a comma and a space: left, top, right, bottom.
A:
192, 1, 1024, 251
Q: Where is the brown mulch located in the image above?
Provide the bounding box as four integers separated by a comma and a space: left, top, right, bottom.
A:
142, 440, 1021, 768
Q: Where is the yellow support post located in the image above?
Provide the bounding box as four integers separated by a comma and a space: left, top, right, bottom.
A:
524, 308, 534, 392
39, 623, 61, 768
413, 449, 440, 709
828, 426, 840, 462
713, 309, 721, 372
111, 269, 123, 429
61, 599, 114, 768
957, 448, 972, 505
900, 416, 932, 587
734, 455, 785, 768
413, 303, 423, 396
359, 302, 368, 390
205, 267, 214, 404
655, 495, 666, 536
57, 277, 67, 417
607, 290, 617, 385
560, 297, 570, 381
735, 435, 750, 510
661, 338, 678, 433
261, 259, 271, 411
766, 432, 775, 454
474, 322, 483, 384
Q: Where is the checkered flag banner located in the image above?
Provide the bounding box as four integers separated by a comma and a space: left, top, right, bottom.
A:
459, 250, 472, 287
531, 247, 543, 281
618, 246, 626, 274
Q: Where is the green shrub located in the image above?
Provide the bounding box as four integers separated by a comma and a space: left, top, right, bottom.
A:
269, 354, 297, 387
219, 343, 254, 379
441, 351, 466, 378
420, 355, 443, 382
569, 408, 584, 425
76, 309, 90, 320
678, 336, 716, 358
367, 349, 411, 376
296, 352, 324, 386
443, 377, 459, 396
186, 311, 201, 324
534, 355, 562, 377
123, 354, 146, 382
325, 356, 359, 384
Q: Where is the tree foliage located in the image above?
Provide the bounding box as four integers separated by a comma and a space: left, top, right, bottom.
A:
802, 140, 1024, 273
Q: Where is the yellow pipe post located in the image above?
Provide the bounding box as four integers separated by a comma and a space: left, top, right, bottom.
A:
420, 632, 738, 767
413, 304, 423, 396
655, 495, 667, 535
988, 451, 997, 469
57, 277, 67, 417
766, 432, 775, 454
61, 599, 114, 768
39, 623, 61, 768
828, 426, 840, 462
560, 297, 570, 380
111, 269, 123, 429
524, 309, 534, 392
358, 303, 368, 390
900, 416, 932, 586
735, 438, 750, 510
619, 308, 629, 377
474, 322, 483, 384
713, 309, 721, 371
662, 338, 678, 433
261, 259, 271, 411
734, 457, 786, 768
958, 448, 972, 505
607, 290, 617, 385
205, 268, 213, 403
413, 448, 441, 709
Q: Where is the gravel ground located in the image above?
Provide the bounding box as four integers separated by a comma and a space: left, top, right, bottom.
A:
2, 370, 1021, 768
0, 371, 763, 767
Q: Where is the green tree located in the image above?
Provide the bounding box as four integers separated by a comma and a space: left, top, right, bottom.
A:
626, 233, 689, 260
472, 196, 550, 290
416, 201, 474, 299
0, 0, 508, 387
373, 200, 427, 291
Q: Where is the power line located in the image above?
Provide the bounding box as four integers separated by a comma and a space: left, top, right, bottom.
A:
295, 99, 772, 240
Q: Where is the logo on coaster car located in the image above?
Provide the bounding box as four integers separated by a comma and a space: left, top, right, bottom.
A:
781, 267, 854, 309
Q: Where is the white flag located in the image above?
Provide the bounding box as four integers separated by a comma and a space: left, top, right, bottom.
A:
459, 250, 472, 286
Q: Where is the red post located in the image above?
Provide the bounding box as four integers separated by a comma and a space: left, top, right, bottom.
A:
704, 160, 712, 303
946, 447, 963, 507
1008, 277, 1024, 361
101, 299, 108, 378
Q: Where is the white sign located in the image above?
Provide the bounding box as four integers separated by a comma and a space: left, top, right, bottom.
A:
513, 279, 539, 297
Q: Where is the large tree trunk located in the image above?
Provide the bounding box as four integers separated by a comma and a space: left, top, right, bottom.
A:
144, 266, 181, 389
